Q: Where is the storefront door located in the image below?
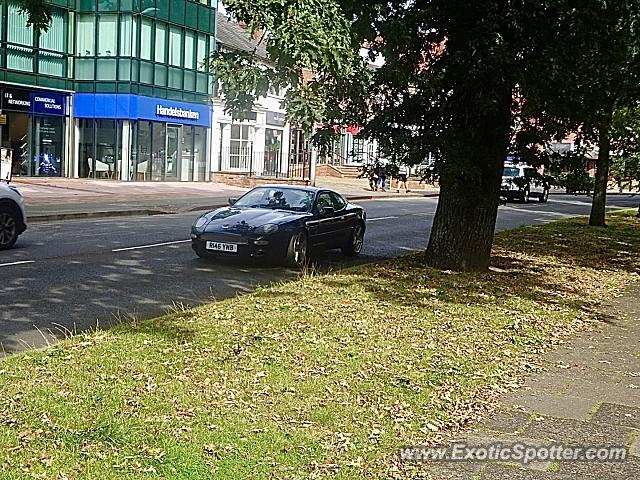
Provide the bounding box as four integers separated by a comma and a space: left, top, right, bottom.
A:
166, 124, 181, 181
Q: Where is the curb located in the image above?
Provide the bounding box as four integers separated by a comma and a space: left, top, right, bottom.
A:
26, 193, 441, 223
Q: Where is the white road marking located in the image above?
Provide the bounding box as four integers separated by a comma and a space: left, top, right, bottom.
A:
0, 260, 35, 268
367, 216, 398, 222
112, 239, 191, 252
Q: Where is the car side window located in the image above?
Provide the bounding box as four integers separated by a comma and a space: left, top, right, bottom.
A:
316, 192, 333, 212
329, 192, 347, 211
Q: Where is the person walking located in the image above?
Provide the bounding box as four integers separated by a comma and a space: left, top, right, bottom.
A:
397, 163, 410, 193
376, 164, 387, 192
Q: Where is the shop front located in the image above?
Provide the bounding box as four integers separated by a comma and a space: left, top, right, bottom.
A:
0, 86, 70, 177
73, 94, 212, 181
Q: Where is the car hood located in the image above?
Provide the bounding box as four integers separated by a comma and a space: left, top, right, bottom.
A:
202, 207, 310, 234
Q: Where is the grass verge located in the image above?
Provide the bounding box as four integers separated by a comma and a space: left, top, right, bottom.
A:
1, 211, 639, 479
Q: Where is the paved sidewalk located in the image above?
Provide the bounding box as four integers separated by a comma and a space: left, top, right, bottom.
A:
421, 282, 640, 479
11, 176, 439, 222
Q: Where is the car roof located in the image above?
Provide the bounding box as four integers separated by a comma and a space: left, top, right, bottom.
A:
253, 184, 326, 193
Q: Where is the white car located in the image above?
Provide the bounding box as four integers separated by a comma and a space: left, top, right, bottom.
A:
501, 163, 550, 203
0, 182, 27, 249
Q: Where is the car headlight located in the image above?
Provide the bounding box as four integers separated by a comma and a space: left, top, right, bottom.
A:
255, 223, 279, 234
193, 216, 209, 230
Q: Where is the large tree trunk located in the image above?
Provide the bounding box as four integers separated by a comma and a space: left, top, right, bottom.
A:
425, 85, 512, 272
589, 124, 612, 227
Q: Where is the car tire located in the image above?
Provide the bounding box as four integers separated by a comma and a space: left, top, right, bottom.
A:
0, 205, 19, 251
341, 222, 365, 257
285, 231, 308, 268
539, 189, 549, 203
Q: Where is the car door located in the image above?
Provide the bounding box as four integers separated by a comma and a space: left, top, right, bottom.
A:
311, 191, 341, 248
328, 192, 353, 245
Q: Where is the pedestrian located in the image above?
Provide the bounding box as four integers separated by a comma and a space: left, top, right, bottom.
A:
397, 164, 410, 193
376, 164, 387, 192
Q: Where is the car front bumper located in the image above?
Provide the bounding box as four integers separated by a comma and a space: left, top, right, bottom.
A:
191, 231, 289, 262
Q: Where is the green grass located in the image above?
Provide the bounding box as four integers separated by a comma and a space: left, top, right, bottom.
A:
1, 211, 639, 479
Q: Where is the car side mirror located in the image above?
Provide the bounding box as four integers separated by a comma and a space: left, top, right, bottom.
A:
228, 197, 238, 206
320, 206, 335, 216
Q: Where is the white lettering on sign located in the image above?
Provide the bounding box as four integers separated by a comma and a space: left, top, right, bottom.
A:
34, 96, 62, 110
156, 105, 200, 121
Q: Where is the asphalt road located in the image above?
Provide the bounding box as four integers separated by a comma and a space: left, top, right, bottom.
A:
1, 194, 637, 355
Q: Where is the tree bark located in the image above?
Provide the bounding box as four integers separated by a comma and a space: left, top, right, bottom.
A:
589, 123, 612, 227
425, 85, 512, 272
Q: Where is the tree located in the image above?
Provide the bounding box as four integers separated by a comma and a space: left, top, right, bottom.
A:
520, 0, 640, 226
216, 1, 589, 271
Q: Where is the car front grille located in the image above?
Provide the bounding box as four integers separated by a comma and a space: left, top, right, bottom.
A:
200, 232, 250, 245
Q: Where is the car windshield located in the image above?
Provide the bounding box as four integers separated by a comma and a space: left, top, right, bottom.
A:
234, 187, 314, 212
503, 167, 520, 177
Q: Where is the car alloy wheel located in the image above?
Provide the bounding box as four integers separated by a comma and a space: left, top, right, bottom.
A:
290, 231, 308, 266
352, 224, 364, 253
0, 212, 17, 250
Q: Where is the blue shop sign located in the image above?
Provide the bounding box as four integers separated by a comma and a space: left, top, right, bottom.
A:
31, 92, 66, 116
74, 94, 212, 128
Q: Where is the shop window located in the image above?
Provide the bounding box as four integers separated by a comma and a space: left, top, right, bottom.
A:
134, 121, 152, 181
78, 119, 94, 178
264, 129, 283, 176
155, 23, 167, 63
77, 15, 95, 56
119, 15, 137, 57
184, 30, 195, 69
34, 116, 65, 177
194, 126, 207, 181
95, 120, 119, 179
97, 15, 118, 56
151, 122, 165, 181
169, 27, 182, 67
140, 18, 153, 61
7, 3, 33, 46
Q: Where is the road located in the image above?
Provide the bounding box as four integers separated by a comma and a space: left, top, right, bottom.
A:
1, 194, 637, 355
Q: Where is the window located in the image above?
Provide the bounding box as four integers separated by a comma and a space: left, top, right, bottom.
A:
184, 30, 195, 69
169, 27, 182, 66
196, 33, 207, 71
40, 9, 65, 53
77, 15, 95, 56
229, 124, 253, 170
7, 3, 33, 46
119, 15, 137, 56
155, 23, 166, 63
97, 15, 117, 56
140, 18, 153, 60
316, 193, 333, 212
39, 51, 65, 76
329, 192, 347, 211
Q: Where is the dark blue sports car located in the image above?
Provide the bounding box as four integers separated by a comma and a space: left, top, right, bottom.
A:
190, 185, 366, 266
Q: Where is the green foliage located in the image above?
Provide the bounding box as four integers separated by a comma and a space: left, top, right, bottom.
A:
17, 0, 51, 31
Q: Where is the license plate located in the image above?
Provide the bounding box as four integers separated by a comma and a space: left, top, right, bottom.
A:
205, 241, 238, 253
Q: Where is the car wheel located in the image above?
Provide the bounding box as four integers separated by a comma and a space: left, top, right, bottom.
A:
0, 206, 19, 251
285, 231, 308, 267
342, 222, 365, 256
539, 188, 549, 203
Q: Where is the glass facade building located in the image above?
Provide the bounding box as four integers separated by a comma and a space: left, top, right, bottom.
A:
0, 0, 215, 180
